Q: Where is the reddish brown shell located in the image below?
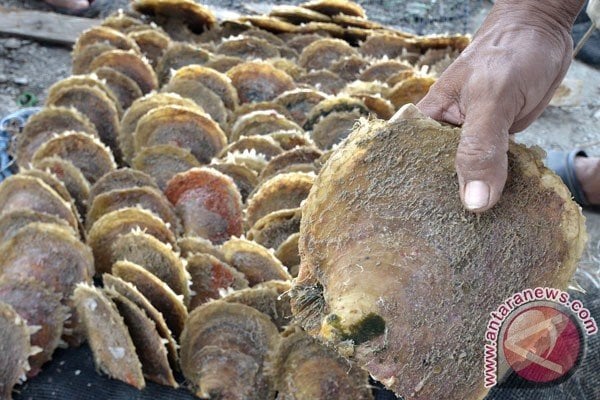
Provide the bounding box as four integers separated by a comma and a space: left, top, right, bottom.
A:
221, 237, 292, 286
0, 277, 68, 377
86, 186, 180, 235
246, 172, 314, 228
133, 105, 227, 164
298, 38, 358, 71
227, 62, 296, 104
0, 302, 33, 400
131, 145, 201, 191
247, 207, 302, 250
31, 131, 116, 185
112, 260, 188, 340
87, 207, 176, 274
102, 273, 178, 366
165, 167, 243, 244
89, 49, 158, 95
268, 328, 373, 400
119, 92, 199, 164
14, 106, 98, 167
111, 229, 189, 303
0, 175, 79, 231
180, 301, 280, 399
73, 284, 145, 389
88, 167, 158, 204
0, 222, 94, 299
104, 288, 177, 387
186, 253, 249, 310
45, 84, 121, 162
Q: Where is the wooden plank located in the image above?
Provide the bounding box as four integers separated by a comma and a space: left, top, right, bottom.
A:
0, 6, 100, 46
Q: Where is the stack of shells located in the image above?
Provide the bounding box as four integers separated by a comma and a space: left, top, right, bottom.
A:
0, 0, 469, 398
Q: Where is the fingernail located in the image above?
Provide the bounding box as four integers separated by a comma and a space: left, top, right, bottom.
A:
464, 181, 490, 210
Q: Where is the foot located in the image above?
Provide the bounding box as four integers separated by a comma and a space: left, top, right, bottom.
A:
43, 0, 91, 12
574, 156, 600, 205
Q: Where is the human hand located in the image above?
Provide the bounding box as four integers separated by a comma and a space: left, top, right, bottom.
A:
417, 0, 584, 212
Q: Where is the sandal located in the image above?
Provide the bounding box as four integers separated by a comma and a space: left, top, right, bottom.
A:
0, 107, 42, 182
545, 149, 591, 207
44, 0, 102, 18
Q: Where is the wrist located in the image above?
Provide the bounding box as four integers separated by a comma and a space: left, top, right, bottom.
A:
491, 0, 585, 31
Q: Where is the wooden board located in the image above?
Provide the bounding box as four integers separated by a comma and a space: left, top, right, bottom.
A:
0, 6, 100, 46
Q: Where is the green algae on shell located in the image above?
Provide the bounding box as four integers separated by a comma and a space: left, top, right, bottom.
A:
291, 105, 586, 400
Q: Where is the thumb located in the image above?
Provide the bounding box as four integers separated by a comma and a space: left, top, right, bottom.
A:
456, 103, 511, 212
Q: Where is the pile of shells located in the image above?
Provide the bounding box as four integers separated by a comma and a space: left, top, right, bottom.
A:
0, 0, 469, 398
